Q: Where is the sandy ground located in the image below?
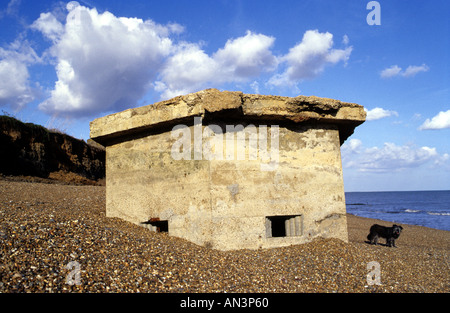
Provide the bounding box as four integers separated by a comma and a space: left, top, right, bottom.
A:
0, 179, 448, 293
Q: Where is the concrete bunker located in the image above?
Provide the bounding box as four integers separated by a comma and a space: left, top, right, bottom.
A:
90, 89, 365, 250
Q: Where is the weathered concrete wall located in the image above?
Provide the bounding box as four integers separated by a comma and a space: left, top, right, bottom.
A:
92, 89, 365, 251
105, 121, 347, 250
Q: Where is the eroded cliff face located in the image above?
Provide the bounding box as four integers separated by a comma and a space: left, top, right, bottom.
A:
0, 115, 105, 184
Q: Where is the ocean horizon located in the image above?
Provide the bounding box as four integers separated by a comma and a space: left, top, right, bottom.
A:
345, 190, 450, 231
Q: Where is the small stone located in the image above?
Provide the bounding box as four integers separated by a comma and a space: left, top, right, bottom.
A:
12, 273, 22, 280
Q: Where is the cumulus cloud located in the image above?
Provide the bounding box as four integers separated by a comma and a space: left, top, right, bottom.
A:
419, 110, 450, 130
364, 107, 398, 121
380, 64, 429, 78
269, 30, 352, 86
33, 3, 177, 116
31, 12, 64, 42
154, 42, 218, 99
0, 40, 41, 109
28, 2, 352, 116
214, 31, 277, 79
32, 3, 280, 113
341, 140, 448, 173
155, 31, 277, 99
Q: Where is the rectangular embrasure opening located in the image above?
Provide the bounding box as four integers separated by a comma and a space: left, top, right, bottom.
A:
266, 215, 302, 238
142, 218, 168, 233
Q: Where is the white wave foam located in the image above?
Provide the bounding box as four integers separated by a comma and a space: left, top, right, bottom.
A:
428, 212, 450, 216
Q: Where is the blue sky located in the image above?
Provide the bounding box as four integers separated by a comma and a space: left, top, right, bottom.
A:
0, 0, 449, 191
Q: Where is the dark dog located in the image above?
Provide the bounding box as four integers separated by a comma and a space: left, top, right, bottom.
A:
367, 224, 403, 247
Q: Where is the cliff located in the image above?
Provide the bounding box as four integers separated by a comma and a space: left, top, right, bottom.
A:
0, 115, 105, 185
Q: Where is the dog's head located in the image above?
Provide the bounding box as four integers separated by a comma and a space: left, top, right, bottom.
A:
392, 225, 403, 238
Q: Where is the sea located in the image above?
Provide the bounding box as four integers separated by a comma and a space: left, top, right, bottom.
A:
345, 190, 450, 231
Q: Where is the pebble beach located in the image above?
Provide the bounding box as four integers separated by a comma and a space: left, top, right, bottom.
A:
0, 178, 448, 293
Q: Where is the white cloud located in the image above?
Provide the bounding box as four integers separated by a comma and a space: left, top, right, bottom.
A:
380, 65, 402, 78
269, 30, 352, 86
155, 42, 218, 99
0, 40, 40, 109
29, 3, 352, 116
0, 0, 21, 18
250, 81, 260, 94
0, 59, 33, 108
402, 64, 430, 77
31, 12, 65, 42
342, 140, 448, 173
155, 31, 277, 99
419, 110, 450, 130
347, 138, 362, 151
380, 64, 429, 78
342, 35, 349, 46
33, 3, 280, 113
34, 3, 177, 116
214, 31, 277, 79
364, 107, 398, 121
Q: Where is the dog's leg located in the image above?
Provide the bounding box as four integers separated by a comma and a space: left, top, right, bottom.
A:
387, 238, 396, 247
373, 235, 378, 245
